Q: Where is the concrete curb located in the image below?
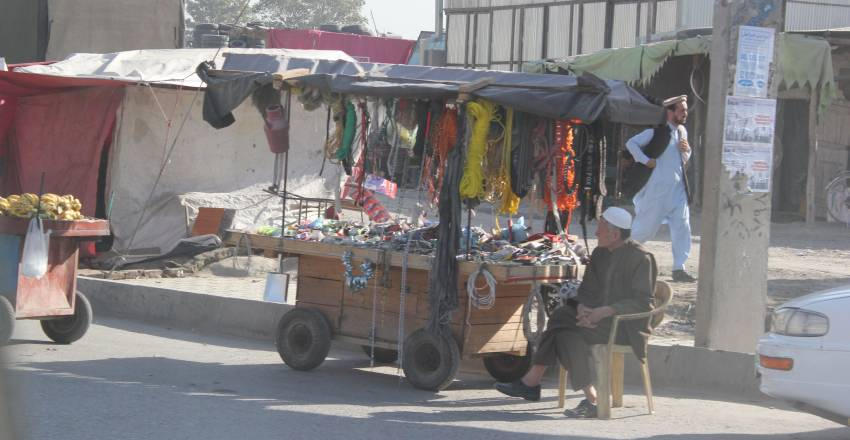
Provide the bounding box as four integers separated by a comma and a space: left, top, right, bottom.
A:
77, 276, 762, 398
78, 277, 291, 342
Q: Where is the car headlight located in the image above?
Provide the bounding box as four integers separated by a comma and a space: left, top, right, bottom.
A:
770, 307, 829, 337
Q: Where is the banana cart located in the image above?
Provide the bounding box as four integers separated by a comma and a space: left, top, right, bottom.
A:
0, 217, 110, 345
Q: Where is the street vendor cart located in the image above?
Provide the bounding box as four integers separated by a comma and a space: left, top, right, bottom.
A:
199, 52, 664, 391
0, 217, 110, 345
227, 231, 576, 390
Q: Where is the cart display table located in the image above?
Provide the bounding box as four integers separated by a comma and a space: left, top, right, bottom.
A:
225, 230, 577, 390
0, 217, 110, 344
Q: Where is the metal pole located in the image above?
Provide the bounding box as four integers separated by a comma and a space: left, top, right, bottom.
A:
436, 0, 444, 37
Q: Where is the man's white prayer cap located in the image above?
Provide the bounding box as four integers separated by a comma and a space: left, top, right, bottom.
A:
601, 207, 633, 230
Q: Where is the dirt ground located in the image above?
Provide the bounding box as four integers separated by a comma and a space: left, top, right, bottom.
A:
633, 220, 850, 344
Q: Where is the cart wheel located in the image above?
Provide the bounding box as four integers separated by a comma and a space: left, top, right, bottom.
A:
483, 351, 532, 382
0, 296, 14, 346
402, 328, 460, 391
276, 308, 332, 371
41, 291, 92, 345
361, 345, 398, 364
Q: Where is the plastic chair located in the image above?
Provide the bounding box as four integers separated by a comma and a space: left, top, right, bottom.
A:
557, 280, 673, 419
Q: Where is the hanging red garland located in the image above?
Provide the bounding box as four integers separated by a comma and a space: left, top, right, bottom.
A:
544, 120, 579, 213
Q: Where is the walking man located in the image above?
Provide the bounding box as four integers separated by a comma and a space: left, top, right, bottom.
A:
626, 95, 695, 282
495, 207, 657, 418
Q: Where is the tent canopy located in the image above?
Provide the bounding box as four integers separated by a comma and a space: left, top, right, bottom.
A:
199, 53, 666, 129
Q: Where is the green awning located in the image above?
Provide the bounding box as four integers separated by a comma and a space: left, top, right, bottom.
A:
526, 33, 835, 119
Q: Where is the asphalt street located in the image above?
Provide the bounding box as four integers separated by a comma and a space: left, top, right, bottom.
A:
2, 318, 846, 440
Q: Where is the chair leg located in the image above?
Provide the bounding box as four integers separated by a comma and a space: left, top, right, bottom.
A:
558, 367, 567, 408
640, 358, 654, 415
591, 345, 611, 419
611, 351, 625, 408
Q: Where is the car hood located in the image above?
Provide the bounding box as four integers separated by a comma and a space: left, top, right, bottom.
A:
778, 285, 850, 309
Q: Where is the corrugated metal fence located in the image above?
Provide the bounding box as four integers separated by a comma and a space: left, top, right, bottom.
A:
445, 0, 850, 71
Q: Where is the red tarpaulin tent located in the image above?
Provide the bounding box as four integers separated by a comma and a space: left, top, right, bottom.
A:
0, 69, 125, 217
267, 29, 415, 64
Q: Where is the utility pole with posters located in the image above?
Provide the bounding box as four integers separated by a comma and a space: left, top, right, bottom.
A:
695, 0, 785, 352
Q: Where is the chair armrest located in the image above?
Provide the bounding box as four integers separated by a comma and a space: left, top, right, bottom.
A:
605, 306, 667, 346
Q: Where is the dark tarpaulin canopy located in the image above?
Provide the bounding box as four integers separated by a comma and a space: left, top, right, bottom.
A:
198, 53, 665, 129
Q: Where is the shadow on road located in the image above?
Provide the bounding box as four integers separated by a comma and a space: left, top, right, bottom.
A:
8, 351, 847, 440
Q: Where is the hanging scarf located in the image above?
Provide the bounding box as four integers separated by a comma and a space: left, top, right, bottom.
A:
429, 106, 458, 205
428, 108, 465, 336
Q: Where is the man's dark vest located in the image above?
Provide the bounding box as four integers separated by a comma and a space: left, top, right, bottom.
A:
621, 126, 691, 203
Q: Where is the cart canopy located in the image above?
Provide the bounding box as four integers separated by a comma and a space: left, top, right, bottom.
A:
198, 52, 665, 129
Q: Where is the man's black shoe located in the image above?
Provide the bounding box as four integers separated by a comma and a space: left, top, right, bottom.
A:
564, 399, 598, 418
672, 270, 697, 283
495, 380, 541, 401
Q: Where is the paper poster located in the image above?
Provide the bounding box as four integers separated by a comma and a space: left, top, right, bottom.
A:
722, 96, 777, 193
734, 26, 775, 98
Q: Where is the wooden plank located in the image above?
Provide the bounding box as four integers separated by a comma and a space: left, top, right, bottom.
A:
339, 306, 420, 342
298, 255, 344, 281
191, 207, 234, 237
0, 217, 109, 237
342, 295, 418, 318
468, 297, 526, 324
297, 277, 343, 307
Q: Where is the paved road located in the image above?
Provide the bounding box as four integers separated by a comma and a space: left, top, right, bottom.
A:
2, 319, 846, 440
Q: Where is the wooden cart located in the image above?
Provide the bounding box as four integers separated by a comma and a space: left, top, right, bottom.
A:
0, 218, 110, 345
226, 231, 577, 391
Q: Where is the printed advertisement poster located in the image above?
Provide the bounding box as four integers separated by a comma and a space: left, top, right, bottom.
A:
722, 96, 777, 192
734, 26, 775, 98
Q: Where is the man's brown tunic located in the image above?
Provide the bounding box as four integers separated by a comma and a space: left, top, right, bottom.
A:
531, 240, 658, 391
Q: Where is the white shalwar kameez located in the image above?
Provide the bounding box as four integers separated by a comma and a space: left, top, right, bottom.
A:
626, 122, 692, 271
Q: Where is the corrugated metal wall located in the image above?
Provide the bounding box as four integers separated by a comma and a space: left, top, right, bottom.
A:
522, 7, 545, 62
445, 0, 850, 71
674, 0, 850, 31
547, 5, 573, 59
446, 13, 467, 65
612, 2, 638, 49
678, 0, 713, 29
582, 2, 607, 53
492, 9, 513, 66
786, 0, 850, 31
655, 0, 678, 33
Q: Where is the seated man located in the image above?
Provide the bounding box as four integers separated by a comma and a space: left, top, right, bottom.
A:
495, 207, 658, 418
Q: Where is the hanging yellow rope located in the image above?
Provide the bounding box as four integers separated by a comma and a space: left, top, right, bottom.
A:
460, 100, 497, 201
499, 108, 520, 214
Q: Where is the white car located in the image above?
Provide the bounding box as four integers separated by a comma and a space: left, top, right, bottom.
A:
757, 286, 850, 425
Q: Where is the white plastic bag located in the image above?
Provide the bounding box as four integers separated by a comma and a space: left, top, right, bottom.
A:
21, 217, 50, 279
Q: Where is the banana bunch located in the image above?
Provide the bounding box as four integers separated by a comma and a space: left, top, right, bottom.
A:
0, 193, 83, 220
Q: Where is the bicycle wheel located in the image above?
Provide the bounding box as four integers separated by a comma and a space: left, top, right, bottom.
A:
825, 171, 850, 223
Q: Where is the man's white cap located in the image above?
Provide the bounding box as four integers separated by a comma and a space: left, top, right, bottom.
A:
601, 207, 632, 230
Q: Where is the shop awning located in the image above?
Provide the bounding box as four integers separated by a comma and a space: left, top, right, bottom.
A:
198, 53, 666, 129
526, 33, 836, 118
